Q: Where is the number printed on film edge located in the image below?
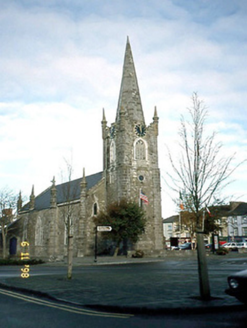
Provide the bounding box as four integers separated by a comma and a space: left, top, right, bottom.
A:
20, 241, 30, 279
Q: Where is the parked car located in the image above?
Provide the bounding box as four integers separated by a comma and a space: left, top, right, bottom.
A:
170, 246, 179, 250
222, 242, 238, 251
205, 243, 212, 249
179, 242, 192, 250
236, 242, 247, 249
225, 269, 247, 304
165, 245, 179, 250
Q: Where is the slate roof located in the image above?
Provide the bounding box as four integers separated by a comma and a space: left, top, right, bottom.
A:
163, 215, 179, 223
163, 203, 247, 222
21, 171, 103, 212
229, 202, 247, 216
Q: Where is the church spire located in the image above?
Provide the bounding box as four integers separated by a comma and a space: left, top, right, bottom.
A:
116, 37, 144, 123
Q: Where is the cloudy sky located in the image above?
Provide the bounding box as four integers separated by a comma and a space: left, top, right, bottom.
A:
1, 0, 247, 217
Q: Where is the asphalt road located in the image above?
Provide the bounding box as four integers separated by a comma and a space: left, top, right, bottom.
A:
1, 256, 246, 311
1, 256, 245, 279
1, 288, 247, 328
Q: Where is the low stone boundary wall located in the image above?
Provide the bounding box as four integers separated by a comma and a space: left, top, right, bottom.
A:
164, 250, 197, 257
238, 248, 247, 254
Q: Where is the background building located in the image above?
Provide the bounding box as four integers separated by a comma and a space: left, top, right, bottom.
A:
163, 202, 247, 247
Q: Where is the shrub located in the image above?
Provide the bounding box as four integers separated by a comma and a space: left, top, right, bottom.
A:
216, 248, 229, 255
0, 258, 45, 265
132, 250, 144, 258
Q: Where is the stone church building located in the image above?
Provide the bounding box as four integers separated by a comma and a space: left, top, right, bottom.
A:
8, 38, 164, 260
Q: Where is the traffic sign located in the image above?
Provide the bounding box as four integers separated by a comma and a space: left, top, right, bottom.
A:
97, 226, 112, 232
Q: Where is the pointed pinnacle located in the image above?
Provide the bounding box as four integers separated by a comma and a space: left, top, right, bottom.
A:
102, 108, 106, 122
82, 168, 87, 183
154, 106, 158, 118
81, 167, 87, 189
51, 176, 56, 186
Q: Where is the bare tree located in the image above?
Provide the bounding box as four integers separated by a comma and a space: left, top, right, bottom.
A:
177, 196, 224, 248
0, 187, 17, 259
227, 216, 239, 240
179, 210, 197, 246
60, 157, 79, 279
166, 93, 244, 299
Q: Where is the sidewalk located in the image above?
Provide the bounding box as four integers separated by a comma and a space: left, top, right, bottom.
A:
0, 255, 246, 314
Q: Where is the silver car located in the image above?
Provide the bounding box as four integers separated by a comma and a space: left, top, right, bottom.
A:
222, 242, 238, 250
236, 242, 247, 249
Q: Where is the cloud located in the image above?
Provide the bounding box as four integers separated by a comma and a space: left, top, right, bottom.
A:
0, 0, 247, 217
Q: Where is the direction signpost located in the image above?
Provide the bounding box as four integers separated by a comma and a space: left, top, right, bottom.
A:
94, 226, 112, 262
97, 226, 112, 232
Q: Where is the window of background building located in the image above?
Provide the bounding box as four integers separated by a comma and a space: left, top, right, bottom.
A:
168, 225, 172, 231
242, 227, 247, 236
242, 217, 247, 225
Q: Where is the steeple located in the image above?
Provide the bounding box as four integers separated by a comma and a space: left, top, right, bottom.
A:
116, 37, 144, 123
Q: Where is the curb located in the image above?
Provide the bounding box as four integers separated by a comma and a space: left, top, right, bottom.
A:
87, 303, 247, 316
0, 282, 245, 316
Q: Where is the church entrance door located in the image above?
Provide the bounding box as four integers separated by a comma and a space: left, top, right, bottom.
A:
9, 237, 17, 255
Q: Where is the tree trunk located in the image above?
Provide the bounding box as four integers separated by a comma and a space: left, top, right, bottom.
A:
196, 232, 211, 300
67, 235, 73, 279
113, 246, 119, 257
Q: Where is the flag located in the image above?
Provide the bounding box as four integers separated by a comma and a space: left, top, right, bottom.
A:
179, 191, 184, 210
206, 206, 213, 217
140, 190, 149, 204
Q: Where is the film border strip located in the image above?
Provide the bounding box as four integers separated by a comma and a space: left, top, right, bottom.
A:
20, 241, 30, 278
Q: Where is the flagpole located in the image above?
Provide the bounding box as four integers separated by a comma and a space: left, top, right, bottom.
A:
139, 188, 143, 208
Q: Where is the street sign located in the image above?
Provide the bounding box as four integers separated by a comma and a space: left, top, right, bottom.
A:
97, 226, 112, 232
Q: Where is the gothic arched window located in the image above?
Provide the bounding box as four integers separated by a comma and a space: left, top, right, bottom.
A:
135, 139, 146, 160
93, 203, 98, 216
35, 217, 43, 246
110, 140, 115, 163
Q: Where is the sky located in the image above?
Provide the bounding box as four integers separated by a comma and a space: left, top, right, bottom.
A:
0, 0, 247, 218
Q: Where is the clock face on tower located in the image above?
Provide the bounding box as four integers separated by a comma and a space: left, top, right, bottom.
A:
135, 123, 146, 137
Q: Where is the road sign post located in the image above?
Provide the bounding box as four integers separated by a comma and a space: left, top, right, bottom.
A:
94, 226, 112, 263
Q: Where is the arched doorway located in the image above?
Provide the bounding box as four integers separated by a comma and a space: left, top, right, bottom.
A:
9, 237, 17, 255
